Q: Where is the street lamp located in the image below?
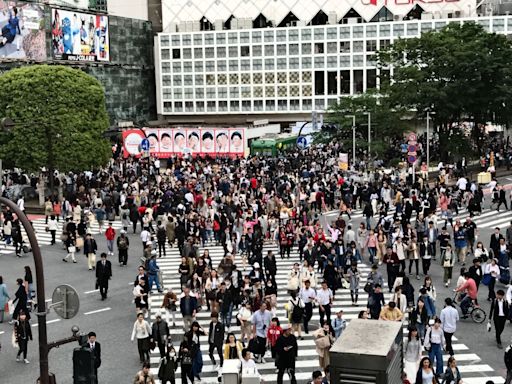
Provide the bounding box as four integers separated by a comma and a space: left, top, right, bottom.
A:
426, 111, 435, 173
363, 111, 371, 158
346, 115, 356, 165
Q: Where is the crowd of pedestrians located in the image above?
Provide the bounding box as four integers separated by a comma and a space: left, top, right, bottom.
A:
3, 138, 512, 383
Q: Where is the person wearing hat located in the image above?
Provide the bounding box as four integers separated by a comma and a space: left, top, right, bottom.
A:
96, 252, 112, 300
14, 309, 32, 364
117, 229, 130, 267
275, 324, 298, 384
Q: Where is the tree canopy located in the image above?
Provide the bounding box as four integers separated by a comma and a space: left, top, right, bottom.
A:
377, 22, 512, 158
0, 65, 111, 174
322, 90, 408, 161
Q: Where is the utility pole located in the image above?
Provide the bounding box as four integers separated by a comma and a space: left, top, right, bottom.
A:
346, 115, 356, 165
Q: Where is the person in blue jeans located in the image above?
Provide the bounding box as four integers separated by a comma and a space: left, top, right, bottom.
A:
147, 253, 163, 293
424, 317, 446, 377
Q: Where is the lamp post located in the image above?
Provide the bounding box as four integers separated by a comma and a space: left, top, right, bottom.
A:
0, 196, 50, 383
346, 115, 356, 165
364, 111, 371, 158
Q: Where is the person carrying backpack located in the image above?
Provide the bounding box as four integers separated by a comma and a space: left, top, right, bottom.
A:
117, 230, 130, 267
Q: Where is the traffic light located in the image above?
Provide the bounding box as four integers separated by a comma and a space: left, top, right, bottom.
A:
73, 347, 96, 384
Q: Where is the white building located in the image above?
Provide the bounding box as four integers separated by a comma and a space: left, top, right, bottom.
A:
154, 0, 506, 125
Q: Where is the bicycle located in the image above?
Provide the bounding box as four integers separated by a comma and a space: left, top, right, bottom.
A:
452, 294, 486, 323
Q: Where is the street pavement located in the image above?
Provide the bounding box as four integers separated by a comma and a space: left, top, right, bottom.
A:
2, 179, 512, 382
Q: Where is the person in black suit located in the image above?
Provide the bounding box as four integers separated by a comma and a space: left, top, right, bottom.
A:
208, 312, 225, 369
468, 258, 483, 289
84, 331, 101, 383
490, 228, 505, 258
490, 289, 510, 349
96, 253, 112, 300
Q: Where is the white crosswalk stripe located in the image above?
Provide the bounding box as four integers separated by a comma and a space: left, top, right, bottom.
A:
329, 205, 512, 230
0, 217, 123, 255
147, 244, 505, 384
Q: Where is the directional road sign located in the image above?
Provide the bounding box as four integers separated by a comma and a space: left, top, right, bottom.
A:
297, 136, 309, 150
140, 138, 150, 151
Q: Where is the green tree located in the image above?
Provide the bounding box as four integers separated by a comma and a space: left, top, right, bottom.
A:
320, 91, 408, 160
378, 22, 512, 160
0, 65, 111, 186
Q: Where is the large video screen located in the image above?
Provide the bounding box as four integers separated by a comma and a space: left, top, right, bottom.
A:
0, 1, 45, 60
51, 8, 109, 62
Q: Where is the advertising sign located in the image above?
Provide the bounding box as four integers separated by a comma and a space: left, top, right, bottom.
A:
123, 128, 246, 159
51, 8, 109, 62
0, 1, 45, 60
339, 153, 349, 171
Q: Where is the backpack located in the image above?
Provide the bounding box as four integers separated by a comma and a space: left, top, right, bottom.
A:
291, 299, 304, 321
118, 237, 127, 250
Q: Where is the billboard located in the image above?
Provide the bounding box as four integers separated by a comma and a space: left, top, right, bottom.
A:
0, 1, 45, 60
122, 128, 246, 159
51, 8, 109, 62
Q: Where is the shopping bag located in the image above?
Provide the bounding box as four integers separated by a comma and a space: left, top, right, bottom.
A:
11, 330, 18, 348
7, 299, 13, 315
481, 274, 492, 286
76, 237, 84, 248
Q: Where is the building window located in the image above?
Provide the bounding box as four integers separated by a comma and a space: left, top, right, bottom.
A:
276, 30, 286, 42
216, 34, 226, 44
290, 86, 299, 97
160, 35, 169, 47
254, 86, 263, 97
217, 61, 226, 72
379, 40, 391, 50
278, 100, 287, 111
230, 87, 239, 98
241, 74, 250, 84
206, 88, 216, 98
354, 70, 364, 93
254, 73, 263, 84
207, 101, 216, 112
327, 56, 337, 68
182, 35, 191, 45
290, 99, 300, 110
163, 102, 172, 112
241, 60, 250, 71
314, 29, 325, 40
315, 99, 325, 110
253, 45, 262, 56
340, 27, 350, 39
265, 45, 274, 56
172, 49, 180, 59
421, 23, 433, 33
205, 61, 215, 71
161, 62, 171, 73
265, 86, 275, 97
353, 55, 364, 67
194, 62, 203, 72
219, 101, 228, 111
240, 32, 250, 43
315, 71, 324, 95
218, 74, 227, 85
253, 59, 262, 70
193, 35, 202, 45
254, 100, 263, 111
228, 32, 238, 44
205, 34, 214, 45
194, 48, 202, 58
277, 44, 287, 55
407, 23, 419, 36
302, 71, 312, 82
184, 88, 193, 99
393, 24, 404, 37
353, 41, 363, 52
277, 58, 287, 70
353, 26, 364, 38
265, 100, 275, 111
314, 57, 325, 68
195, 88, 204, 98
367, 25, 377, 37
265, 73, 275, 83
289, 72, 299, 83
218, 87, 227, 98
206, 74, 215, 85
184, 75, 193, 86
277, 86, 287, 97
205, 47, 214, 58
301, 29, 311, 40
229, 60, 238, 71
367, 69, 377, 89
185, 101, 193, 112
174, 89, 182, 99
162, 75, 171, 87
242, 86, 251, 97
195, 102, 204, 112
380, 25, 391, 37
289, 29, 299, 41
252, 31, 262, 42
161, 49, 170, 60
242, 101, 251, 111
229, 74, 239, 84
163, 88, 172, 99
229, 46, 238, 57
174, 102, 183, 112
366, 40, 377, 52
264, 30, 274, 42
327, 27, 337, 40
340, 70, 351, 94
183, 61, 192, 73
302, 43, 311, 54
289, 44, 299, 55
327, 42, 337, 53
314, 43, 324, 54
265, 59, 275, 70
217, 47, 226, 58
241, 46, 250, 56
340, 41, 350, 53
327, 72, 337, 95
289, 58, 299, 69
302, 57, 312, 68
195, 75, 203, 85
171, 36, 180, 46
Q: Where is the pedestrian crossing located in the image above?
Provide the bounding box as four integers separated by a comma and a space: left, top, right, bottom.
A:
147, 243, 505, 384
0, 217, 123, 255
327, 204, 512, 230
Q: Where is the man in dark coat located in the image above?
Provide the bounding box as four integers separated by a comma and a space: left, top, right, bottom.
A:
275, 325, 298, 384
96, 252, 112, 300
208, 312, 225, 368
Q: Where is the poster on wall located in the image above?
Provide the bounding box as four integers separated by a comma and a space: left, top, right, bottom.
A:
51, 8, 109, 62
0, 1, 45, 60
122, 128, 246, 159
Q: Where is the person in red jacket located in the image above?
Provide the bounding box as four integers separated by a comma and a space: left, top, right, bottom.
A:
105, 222, 116, 256
266, 317, 282, 371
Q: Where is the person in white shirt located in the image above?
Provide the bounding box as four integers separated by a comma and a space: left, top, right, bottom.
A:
440, 298, 459, 357
240, 348, 260, 379
16, 196, 25, 214
316, 281, 333, 327
485, 258, 501, 301
299, 280, 316, 334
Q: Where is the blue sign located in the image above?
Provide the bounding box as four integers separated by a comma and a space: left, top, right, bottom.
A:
400, 143, 408, 153
297, 136, 309, 149
408, 155, 417, 164
140, 138, 150, 151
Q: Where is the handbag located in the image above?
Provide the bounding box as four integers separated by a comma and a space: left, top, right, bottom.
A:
76, 237, 84, 248
8, 299, 14, 315
481, 273, 492, 286
141, 337, 151, 352
423, 327, 432, 352
60, 232, 68, 241
363, 282, 372, 293
181, 354, 192, 366
22, 245, 32, 254
11, 330, 18, 348
68, 246, 76, 253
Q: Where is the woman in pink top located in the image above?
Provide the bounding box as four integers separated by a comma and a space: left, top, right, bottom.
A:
438, 193, 451, 218
365, 229, 378, 264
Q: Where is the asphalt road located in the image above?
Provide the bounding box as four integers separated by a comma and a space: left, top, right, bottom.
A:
2, 173, 512, 383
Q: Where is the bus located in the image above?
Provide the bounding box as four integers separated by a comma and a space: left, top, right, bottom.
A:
250, 133, 298, 156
